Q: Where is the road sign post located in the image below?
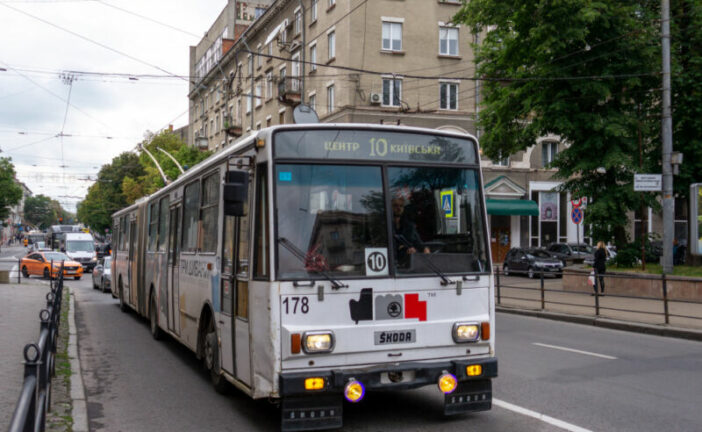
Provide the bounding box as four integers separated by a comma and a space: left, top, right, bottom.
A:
571, 207, 584, 247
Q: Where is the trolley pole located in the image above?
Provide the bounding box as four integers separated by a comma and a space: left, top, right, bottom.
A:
661, 0, 674, 274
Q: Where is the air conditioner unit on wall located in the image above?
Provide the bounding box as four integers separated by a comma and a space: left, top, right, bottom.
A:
369, 93, 382, 105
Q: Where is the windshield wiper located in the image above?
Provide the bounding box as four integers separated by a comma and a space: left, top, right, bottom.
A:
395, 234, 453, 286
278, 237, 347, 289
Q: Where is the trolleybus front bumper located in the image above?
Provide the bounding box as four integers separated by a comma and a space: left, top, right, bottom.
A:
279, 357, 497, 431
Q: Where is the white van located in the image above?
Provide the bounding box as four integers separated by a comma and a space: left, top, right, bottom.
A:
63, 232, 98, 272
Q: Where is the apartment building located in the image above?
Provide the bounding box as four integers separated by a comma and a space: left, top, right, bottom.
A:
188, 0, 478, 152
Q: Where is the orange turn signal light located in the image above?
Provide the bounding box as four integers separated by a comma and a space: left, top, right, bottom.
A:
481, 322, 490, 340
305, 377, 325, 390
291, 333, 301, 354
466, 365, 483, 376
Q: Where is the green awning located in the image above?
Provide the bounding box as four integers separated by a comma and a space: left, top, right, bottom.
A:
486, 199, 539, 216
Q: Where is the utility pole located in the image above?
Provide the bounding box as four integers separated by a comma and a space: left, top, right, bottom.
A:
661, 0, 674, 273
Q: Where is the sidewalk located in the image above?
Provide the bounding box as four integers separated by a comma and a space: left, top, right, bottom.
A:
496, 273, 702, 341
0, 277, 52, 429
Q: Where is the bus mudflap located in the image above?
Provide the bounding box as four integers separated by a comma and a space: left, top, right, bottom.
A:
444, 379, 492, 415
281, 394, 343, 432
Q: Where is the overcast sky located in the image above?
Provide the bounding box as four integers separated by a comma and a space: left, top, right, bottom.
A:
0, 0, 227, 213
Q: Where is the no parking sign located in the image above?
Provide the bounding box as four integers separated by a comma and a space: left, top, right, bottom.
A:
571, 207, 584, 224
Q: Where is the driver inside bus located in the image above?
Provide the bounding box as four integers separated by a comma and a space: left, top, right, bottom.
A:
392, 196, 430, 267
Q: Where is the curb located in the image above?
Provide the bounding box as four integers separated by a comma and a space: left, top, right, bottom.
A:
68, 291, 89, 432
496, 306, 702, 342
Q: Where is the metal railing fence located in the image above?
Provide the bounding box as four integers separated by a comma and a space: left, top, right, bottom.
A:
8, 261, 64, 432
494, 267, 702, 327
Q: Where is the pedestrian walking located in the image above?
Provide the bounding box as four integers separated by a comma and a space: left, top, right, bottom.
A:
593, 241, 608, 296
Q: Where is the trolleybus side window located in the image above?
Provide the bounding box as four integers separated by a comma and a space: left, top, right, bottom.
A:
182, 180, 200, 252
253, 165, 269, 279
157, 196, 169, 252
148, 202, 158, 252
200, 172, 220, 253
119, 216, 128, 251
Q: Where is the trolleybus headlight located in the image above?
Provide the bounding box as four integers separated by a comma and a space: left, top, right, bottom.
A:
344, 380, 365, 403
452, 323, 480, 343
438, 372, 458, 394
302, 331, 335, 353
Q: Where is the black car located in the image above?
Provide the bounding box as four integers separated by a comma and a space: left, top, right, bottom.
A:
502, 247, 564, 278
546, 243, 595, 266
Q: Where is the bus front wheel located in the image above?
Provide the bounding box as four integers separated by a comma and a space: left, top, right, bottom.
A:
119, 285, 128, 313
149, 294, 162, 340
203, 319, 229, 394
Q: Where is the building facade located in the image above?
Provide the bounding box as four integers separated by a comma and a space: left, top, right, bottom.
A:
188, 0, 681, 264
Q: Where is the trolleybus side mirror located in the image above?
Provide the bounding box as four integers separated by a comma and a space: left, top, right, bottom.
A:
223, 171, 249, 217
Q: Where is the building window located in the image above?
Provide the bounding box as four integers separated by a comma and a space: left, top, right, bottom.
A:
247, 55, 253, 76
327, 84, 335, 113
255, 7, 266, 19
266, 72, 273, 100
309, 44, 317, 71
267, 42, 273, 60
382, 21, 402, 51
246, 93, 252, 113
311, 0, 318, 21
328, 0, 335, 8
255, 82, 262, 107
308, 93, 316, 111
295, 10, 302, 34
439, 82, 458, 110
542, 142, 559, 167
382, 78, 401, 107
327, 31, 335, 59
257, 44, 262, 68
439, 26, 459, 56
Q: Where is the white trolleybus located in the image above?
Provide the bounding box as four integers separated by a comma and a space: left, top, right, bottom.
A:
111, 124, 497, 431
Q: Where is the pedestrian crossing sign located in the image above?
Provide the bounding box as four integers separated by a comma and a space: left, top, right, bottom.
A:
441, 191, 454, 217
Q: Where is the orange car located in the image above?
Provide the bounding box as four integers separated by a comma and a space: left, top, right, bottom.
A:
20, 251, 84, 280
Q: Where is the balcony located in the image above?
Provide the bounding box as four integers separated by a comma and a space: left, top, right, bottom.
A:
223, 121, 243, 138
277, 77, 301, 106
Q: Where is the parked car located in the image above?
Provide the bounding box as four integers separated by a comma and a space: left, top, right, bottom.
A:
92, 256, 112, 293
20, 251, 83, 280
546, 243, 595, 266
502, 247, 564, 278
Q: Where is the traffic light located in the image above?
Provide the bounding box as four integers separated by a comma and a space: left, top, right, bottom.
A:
690, 183, 702, 256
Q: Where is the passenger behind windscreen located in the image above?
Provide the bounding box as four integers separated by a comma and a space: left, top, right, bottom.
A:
392, 196, 430, 267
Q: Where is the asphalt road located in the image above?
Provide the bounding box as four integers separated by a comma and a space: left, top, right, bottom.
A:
72, 276, 702, 432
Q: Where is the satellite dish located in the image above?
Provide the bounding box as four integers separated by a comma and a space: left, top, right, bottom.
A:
292, 104, 319, 124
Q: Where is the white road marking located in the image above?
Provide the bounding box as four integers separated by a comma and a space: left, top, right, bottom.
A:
494, 398, 594, 432
533, 342, 618, 360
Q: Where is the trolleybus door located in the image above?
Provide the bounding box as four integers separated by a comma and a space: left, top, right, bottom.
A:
167, 205, 181, 334
219, 214, 236, 375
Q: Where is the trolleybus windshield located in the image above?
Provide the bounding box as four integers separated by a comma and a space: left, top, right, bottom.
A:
273, 129, 488, 280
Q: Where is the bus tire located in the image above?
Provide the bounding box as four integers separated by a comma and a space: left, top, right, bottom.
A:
119, 285, 128, 313
149, 294, 162, 340
203, 318, 229, 394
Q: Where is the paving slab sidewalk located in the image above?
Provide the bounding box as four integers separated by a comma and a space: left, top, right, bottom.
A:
0, 277, 52, 429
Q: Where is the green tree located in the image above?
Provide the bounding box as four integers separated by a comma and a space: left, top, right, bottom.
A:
454, 0, 662, 245
24, 195, 56, 229
122, 130, 211, 201
0, 157, 22, 222
670, 0, 702, 200
77, 152, 145, 232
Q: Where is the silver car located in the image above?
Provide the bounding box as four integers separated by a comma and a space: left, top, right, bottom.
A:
92, 256, 112, 293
